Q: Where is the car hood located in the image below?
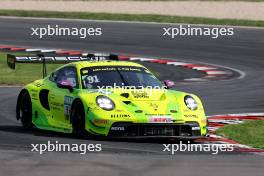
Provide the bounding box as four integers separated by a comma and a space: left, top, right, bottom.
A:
82, 88, 183, 118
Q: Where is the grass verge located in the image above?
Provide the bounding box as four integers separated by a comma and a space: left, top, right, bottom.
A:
0, 52, 61, 85
0, 10, 264, 27
216, 120, 264, 149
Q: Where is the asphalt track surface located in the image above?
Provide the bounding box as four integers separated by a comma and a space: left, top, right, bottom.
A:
0, 17, 264, 176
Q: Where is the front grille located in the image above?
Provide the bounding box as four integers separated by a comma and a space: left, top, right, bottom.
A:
108, 122, 200, 137
143, 126, 174, 136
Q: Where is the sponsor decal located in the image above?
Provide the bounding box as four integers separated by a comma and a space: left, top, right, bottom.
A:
15, 56, 109, 62
50, 102, 63, 111
184, 114, 198, 118
111, 127, 125, 131
34, 82, 43, 87
91, 66, 146, 73
64, 96, 74, 120
111, 114, 130, 118
131, 91, 149, 98
148, 103, 159, 109
30, 89, 38, 100
149, 115, 173, 123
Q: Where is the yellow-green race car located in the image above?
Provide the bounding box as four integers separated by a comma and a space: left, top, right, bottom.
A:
7, 53, 207, 138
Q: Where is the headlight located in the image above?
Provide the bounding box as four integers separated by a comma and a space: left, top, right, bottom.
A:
184, 95, 198, 110
96, 95, 115, 111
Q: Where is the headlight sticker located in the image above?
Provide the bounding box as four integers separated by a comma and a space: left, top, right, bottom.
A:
184, 95, 198, 111
96, 95, 115, 111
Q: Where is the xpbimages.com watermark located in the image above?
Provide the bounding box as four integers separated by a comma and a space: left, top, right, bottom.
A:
95, 83, 168, 96
163, 141, 234, 154
30, 25, 102, 39
31, 141, 102, 154
163, 25, 234, 39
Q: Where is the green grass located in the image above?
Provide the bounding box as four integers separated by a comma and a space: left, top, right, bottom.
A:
216, 120, 264, 149
0, 9, 264, 27
0, 52, 61, 85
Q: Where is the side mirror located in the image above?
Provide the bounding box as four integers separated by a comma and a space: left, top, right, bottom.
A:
57, 80, 74, 92
163, 80, 175, 88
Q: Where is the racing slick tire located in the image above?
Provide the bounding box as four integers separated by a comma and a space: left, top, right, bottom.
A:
17, 91, 33, 130
71, 100, 90, 138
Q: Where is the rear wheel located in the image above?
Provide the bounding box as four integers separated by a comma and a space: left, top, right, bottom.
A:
18, 92, 33, 129
71, 100, 88, 138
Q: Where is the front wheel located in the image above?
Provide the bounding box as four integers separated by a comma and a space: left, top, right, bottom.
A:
71, 100, 89, 138
18, 91, 33, 129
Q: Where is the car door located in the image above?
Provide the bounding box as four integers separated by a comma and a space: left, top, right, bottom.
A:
49, 66, 78, 129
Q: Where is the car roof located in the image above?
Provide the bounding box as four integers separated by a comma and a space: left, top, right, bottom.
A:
70, 60, 146, 69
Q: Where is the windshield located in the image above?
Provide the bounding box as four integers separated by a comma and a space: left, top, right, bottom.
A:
81, 66, 162, 89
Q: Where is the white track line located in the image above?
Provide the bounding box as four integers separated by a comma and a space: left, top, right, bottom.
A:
192, 67, 216, 70
166, 62, 188, 66
206, 71, 229, 75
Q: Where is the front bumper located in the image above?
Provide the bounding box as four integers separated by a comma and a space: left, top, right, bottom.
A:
108, 122, 203, 138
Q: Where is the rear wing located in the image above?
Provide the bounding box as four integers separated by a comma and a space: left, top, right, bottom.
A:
7, 53, 119, 78
7, 53, 119, 69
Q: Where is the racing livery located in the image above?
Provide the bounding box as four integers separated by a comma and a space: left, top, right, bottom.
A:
8, 53, 207, 138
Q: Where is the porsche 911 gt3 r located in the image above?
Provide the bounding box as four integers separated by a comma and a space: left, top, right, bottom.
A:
8, 53, 207, 138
